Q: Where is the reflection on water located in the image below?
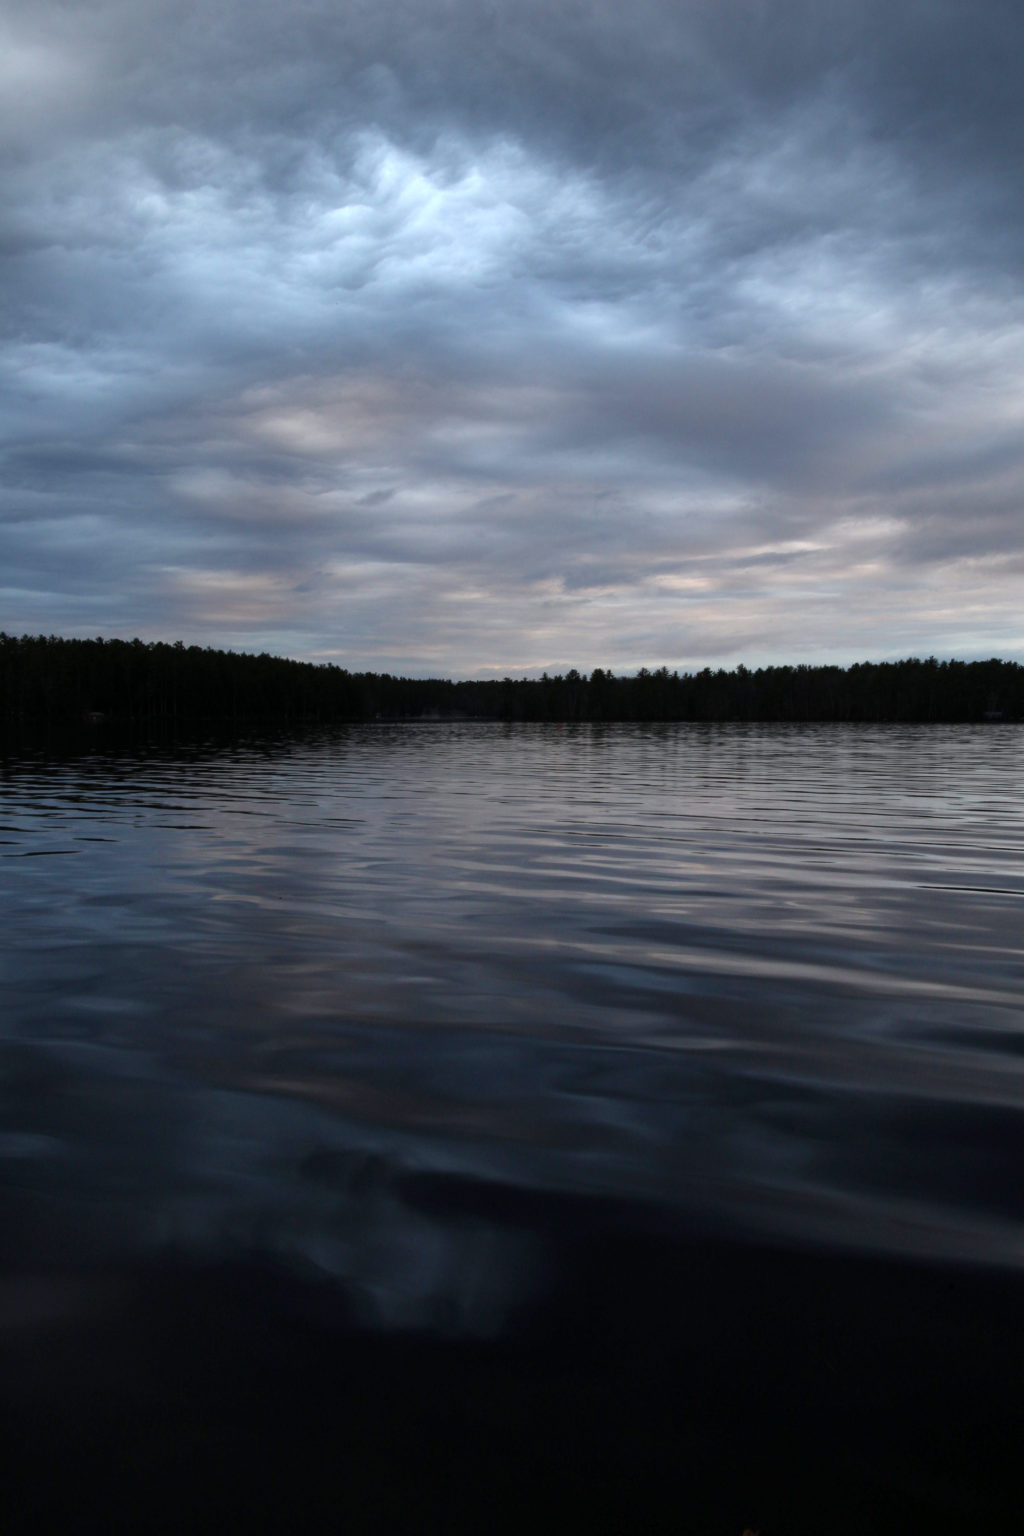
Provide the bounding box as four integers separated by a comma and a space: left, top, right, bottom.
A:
4, 722, 1024, 1533
2, 720, 1023, 1323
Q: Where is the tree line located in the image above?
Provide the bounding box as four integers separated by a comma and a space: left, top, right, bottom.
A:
0, 634, 1020, 725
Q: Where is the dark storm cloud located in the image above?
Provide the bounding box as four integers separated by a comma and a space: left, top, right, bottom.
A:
2, 0, 1023, 670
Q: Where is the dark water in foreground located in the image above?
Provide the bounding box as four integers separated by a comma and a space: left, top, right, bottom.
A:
1, 722, 1022, 1532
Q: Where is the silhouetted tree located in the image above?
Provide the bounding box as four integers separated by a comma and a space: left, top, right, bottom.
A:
1, 634, 1020, 728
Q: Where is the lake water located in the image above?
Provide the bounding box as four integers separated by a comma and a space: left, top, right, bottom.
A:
1, 722, 1022, 1532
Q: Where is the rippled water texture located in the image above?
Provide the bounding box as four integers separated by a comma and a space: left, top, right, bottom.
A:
2, 722, 1023, 1326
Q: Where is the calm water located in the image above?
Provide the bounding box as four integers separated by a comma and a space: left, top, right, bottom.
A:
2, 721, 1023, 1531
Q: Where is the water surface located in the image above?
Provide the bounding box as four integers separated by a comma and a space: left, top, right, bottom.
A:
1, 722, 1022, 1531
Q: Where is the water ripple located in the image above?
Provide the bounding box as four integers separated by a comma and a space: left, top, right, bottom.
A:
1, 722, 1023, 1279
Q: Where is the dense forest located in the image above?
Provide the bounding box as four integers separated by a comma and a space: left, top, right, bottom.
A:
0, 633, 1020, 725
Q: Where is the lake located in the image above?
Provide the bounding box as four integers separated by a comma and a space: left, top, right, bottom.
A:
1, 722, 1022, 1532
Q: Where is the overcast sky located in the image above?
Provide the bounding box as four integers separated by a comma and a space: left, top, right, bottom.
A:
3, 0, 1022, 675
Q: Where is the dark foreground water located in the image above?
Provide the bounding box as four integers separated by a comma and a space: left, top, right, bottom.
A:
1, 721, 1022, 1533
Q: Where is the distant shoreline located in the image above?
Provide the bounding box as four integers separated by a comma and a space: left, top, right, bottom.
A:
1, 633, 1020, 725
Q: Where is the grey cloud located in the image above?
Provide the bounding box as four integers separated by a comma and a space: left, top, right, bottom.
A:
2, 0, 1023, 671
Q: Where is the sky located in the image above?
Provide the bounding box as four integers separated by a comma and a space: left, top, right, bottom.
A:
2, 0, 1023, 677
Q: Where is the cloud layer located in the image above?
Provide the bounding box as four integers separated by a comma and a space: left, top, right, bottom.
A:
3, 0, 1023, 672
